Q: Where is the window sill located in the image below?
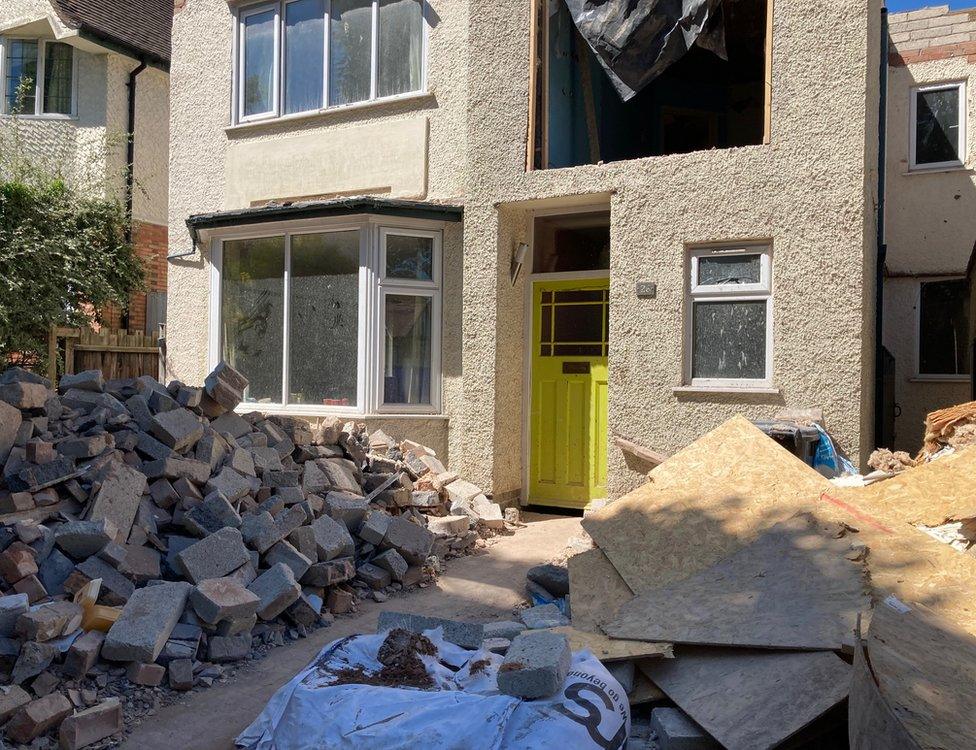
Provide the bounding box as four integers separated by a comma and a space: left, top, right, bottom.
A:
673, 385, 781, 396
903, 165, 972, 176
907, 375, 970, 384
0, 113, 76, 122
235, 404, 448, 421
225, 90, 435, 134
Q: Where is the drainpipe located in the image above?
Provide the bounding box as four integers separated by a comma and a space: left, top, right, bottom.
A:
125, 61, 147, 243
873, 7, 889, 449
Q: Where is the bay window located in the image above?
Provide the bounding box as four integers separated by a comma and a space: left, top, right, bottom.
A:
211, 219, 442, 414
1, 38, 76, 117
235, 0, 427, 123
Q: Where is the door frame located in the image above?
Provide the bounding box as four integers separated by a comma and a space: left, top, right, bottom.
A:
520, 205, 611, 505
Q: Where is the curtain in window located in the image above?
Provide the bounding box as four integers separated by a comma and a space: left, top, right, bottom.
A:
243, 9, 276, 116
284, 0, 325, 114
378, 0, 423, 98
384, 295, 432, 405
43, 43, 73, 115
330, 0, 372, 106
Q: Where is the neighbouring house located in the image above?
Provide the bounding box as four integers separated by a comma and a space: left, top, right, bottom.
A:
885, 5, 976, 451
165, 0, 884, 509
0, 0, 171, 334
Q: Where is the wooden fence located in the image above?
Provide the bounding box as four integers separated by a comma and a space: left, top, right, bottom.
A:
48, 327, 161, 383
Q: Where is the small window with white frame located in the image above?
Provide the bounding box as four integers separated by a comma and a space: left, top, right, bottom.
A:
686, 244, 773, 388
917, 277, 971, 378
910, 81, 966, 170
0, 37, 76, 117
235, 0, 427, 124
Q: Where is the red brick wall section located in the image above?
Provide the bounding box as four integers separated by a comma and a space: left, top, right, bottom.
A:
128, 221, 168, 333
889, 6, 976, 65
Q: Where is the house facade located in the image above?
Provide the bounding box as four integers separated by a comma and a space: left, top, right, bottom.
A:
0, 0, 171, 334
884, 5, 976, 451
166, 0, 882, 507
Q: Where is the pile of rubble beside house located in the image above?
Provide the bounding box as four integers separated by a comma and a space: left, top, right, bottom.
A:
0, 362, 510, 748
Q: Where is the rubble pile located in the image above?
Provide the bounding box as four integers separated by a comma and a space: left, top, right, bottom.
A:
0, 362, 509, 748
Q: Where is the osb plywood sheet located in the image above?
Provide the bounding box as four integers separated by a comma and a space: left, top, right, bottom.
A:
568, 547, 634, 633
548, 626, 672, 662
840, 447, 976, 527
606, 515, 870, 650
581, 417, 832, 595
865, 598, 976, 750
849, 640, 921, 750
642, 648, 851, 750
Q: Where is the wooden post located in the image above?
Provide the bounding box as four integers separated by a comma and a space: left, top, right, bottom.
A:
47, 328, 57, 385
763, 0, 775, 144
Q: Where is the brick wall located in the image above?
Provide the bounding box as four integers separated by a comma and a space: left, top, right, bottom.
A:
100, 221, 168, 332
889, 4, 976, 65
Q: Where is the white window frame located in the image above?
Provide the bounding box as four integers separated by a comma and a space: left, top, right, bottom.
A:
0, 36, 78, 119
207, 215, 444, 416
685, 244, 774, 389
914, 275, 971, 381
231, 0, 429, 126
910, 81, 967, 172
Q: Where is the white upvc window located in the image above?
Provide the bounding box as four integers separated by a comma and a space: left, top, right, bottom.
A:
685, 244, 773, 388
0, 37, 77, 118
910, 81, 966, 171
233, 0, 428, 124
208, 216, 443, 415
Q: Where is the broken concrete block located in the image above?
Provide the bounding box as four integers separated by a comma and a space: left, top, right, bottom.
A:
205, 466, 252, 502
58, 370, 104, 393
358, 511, 391, 546
58, 433, 113, 459
498, 631, 571, 699
64, 631, 104, 678
247, 563, 301, 620
168, 658, 194, 691
0, 593, 29, 636
301, 558, 356, 587
427, 515, 470, 537
16, 601, 82, 642
216, 613, 256, 637
526, 564, 570, 597
184, 492, 242, 537
11, 642, 57, 684
117, 544, 161, 583
324, 491, 370, 531
0, 684, 31, 722
54, 519, 117, 559
102, 581, 191, 663
148, 478, 179, 509
13, 573, 47, 603
356, 563, 391, 589
58, 698, 122, 750
326, 588, 355, 615
484, 621, 525, 641
446, 479, 482, 506
373, 548, 408, 582
127, 661, 165, 686
264, 540, 312, 580
0, 399, 22, 466
382, 517, 434, 564
189, 577, 260, 625
75, 557, 134, 604
303, 459, 362, 496
650, 707, 720, 750
0, 490, 34, 514
0, 382, 49, 410
606, 660, 635, 695
204, 362, 248, 412
157, 623, 202, 665
472, 494, 505, 528
207, 633, 251, 663
376, 611, 484, 649
150, 408, 204, 452
88, 461, 147, 541
175, 528, 250, 584
0, 543, 38, 584
310, 514, 356, 561
520, 603, 569, 630
287, 526, 317, 561
6, 692, 72, 743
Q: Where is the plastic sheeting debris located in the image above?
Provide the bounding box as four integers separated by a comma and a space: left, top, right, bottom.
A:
237, 627, 630, 750
562, 0, 727, 101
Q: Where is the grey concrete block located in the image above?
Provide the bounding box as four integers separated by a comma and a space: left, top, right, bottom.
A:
205, 467, 252, 502
0, 593, 29, 637
483, 620, 525, 641
247, 563, 301, 620
373, 548, 408, 581
76, 557, 135, 604
526, 563, 570, 597
54, 519, 116, 559
37, 549, 73, 597
303, 459, 362, 496
264, 540, 312, 580
650, 707, 719, 750
184, 492, 242, 537
356, 563, 391, 589
607, 660, 635, 694
324, 491, 369, 531
310, 514, 356, 561
358, 511, 391, 546
301, 558, 356, 587
102, 581, 191, 663
287, 526, 317, 561
520, 603, 569, 629
382, 517, 434, 564
498, 631, 571, 699
208, 633, 251, 663
175, 528, 251, 584
150, 408, 205, 452
204, 362, 248, 412
377, 611, 484, 649
240, 511, 283, 553
87, 461, 147, 540
189, 577, 260, 625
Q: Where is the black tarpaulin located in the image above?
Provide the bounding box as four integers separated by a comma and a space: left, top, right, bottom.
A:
562, 0, 727, 102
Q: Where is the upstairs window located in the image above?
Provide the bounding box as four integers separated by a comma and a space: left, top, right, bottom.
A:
911, 82, 966, 170
1, 38, 75, 117
235, 0, 426, 123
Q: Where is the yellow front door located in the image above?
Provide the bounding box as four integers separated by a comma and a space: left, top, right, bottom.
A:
530, 278, 609, 509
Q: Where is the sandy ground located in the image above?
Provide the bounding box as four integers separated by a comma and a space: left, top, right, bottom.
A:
121, 512, 582, 750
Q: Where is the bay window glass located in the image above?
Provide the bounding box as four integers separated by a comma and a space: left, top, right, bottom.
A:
242, 7, 277, 118
378, 0, 423, 99
222, 237, 286, 403
42, 42, 73, 115
284, 0, 324, 114
4, 40, 38, 114
384, 295, 432, 405
329, 0, 373, 106
289, 231, 360, 405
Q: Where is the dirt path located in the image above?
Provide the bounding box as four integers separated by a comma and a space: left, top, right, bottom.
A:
121, 512, 581, 750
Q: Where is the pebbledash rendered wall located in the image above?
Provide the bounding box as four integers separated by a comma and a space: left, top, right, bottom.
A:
883, 6, 976, 451
166, 0, 881, 502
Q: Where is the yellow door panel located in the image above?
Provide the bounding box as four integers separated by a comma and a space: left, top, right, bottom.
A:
529, 278, 609, 509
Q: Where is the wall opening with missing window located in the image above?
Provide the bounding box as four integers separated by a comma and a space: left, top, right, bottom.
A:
529, 0, 770, 170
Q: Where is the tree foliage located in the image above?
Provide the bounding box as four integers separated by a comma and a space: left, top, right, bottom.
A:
0, 85, 145, 370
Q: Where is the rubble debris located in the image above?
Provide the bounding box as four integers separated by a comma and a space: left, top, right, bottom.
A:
650, 706, 719, 750
377, 611, 485, 650
58, 698, 123, 749
867, 448, 916, 474
497, 631, 571, 699
920, 399, 976, 456
520, 603, 570, 630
